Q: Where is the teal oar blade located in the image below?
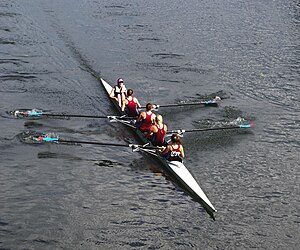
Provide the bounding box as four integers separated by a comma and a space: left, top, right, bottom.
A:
239, 124, 255, 128
40, 137, 59, 141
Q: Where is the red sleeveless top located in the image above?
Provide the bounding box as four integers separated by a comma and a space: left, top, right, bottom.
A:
139, 112, 153, 132
126, 97, 138, 117
152, 124, 166, 146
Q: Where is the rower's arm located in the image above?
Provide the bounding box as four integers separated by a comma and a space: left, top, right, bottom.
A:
110, 88, 119, 102
121, 100, 126, 112
161, 145, 170, 155
145, 125, 154, 138
137, 112, 145, 122
180, 145, 185, 158
135, 98, 142, 109
151, 113, 156, 124
121, 90, 127, 103
147, 125, 158, 137
109, 88, 115, 98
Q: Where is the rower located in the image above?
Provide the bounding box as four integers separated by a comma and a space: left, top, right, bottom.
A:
110, 78, 127, 107
121, 89, 141, 117
161, 133, 185, 162
147, 114, 167, 146
136, 103, 156, 134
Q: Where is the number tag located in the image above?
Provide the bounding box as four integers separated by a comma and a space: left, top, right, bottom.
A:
170, 151, 180, 157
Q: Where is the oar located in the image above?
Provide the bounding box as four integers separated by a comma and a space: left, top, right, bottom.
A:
143, 96, 221, 110
35, 134, 159, 150
11, 109, 135, 120
168, 124, 255, 134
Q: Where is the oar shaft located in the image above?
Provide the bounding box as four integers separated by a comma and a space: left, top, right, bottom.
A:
13, 110, 136, 119
47, 114, 136, 119
58, 139, 129, 147
43, 114, 108, 119
170, 124, 255, 134
52, 139, 159, 149
141, 101, 218, 109
157, 102, 217, 108
184, 126, 241, 133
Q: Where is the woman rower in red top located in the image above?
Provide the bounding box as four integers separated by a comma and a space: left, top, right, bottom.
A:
121, 89, 141, 117
136, 103, 156, 134
147, 114, 167, 146
161, 133, 185, 162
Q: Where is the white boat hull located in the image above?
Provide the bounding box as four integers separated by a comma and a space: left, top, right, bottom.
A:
100, 78, 217, 219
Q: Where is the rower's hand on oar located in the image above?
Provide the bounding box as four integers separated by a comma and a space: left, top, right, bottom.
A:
129, 144, 140, 152
152, 104, 159, 111
167, 130, 185, 136
158, 146, 166, 152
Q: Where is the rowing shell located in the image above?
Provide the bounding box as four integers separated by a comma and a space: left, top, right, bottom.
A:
100, 78, 217, 219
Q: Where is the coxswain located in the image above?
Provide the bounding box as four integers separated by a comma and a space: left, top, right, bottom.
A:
136, 103, 156, 134
147, 114, 167, 146
110, 78, 127, 107
161, 133, 185, 162
121, 89, 141, 117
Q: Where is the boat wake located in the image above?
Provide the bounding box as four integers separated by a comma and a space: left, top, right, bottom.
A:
195, 117, 250, 128
181, 90, 228, 103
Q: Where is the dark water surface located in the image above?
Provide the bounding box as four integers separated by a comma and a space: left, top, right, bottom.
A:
1, 0, 299, 249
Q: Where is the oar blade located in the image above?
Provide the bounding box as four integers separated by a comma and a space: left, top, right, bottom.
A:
203, 101, 219, 107
239, 124, 255, 128
12, 109, 44, 118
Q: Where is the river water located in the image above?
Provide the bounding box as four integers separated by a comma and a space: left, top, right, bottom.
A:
0, 0, 299, 249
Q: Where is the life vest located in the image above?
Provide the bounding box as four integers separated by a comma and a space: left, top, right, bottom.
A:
125, 97, 139, 117
114, 85, 127, 97
151, 124, 166, 146
139, 112, 153, 132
